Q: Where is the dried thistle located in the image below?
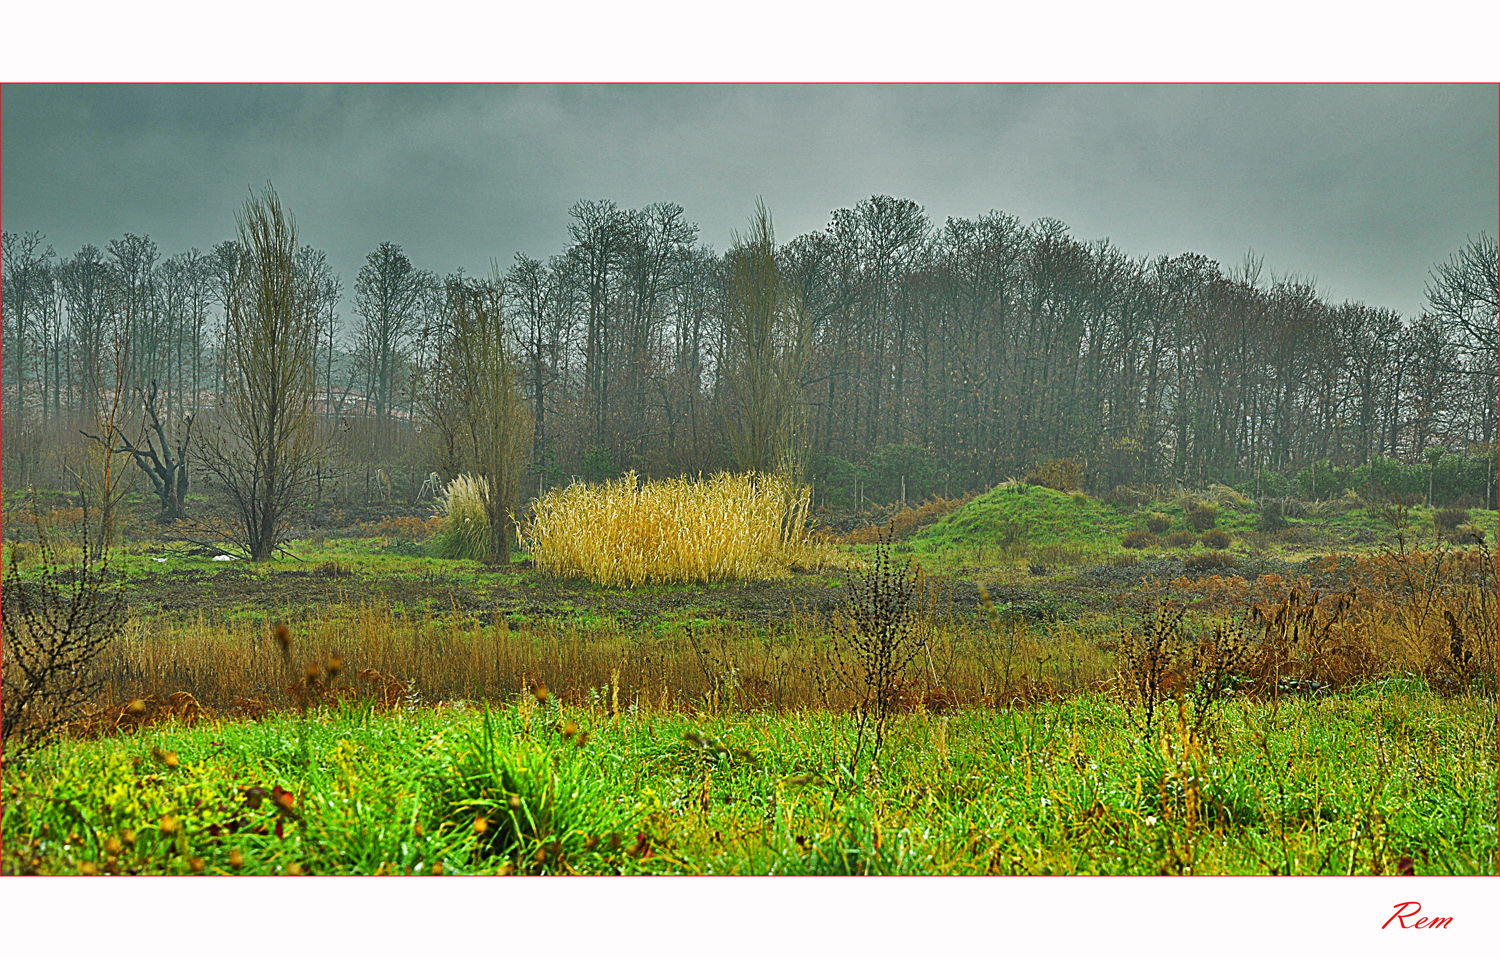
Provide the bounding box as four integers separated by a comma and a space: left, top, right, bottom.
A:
273, 622, 293, 664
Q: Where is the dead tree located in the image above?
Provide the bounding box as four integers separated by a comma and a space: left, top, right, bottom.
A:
83, 380, 193, 521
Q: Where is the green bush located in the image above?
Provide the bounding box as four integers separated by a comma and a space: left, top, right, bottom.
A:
1145, 513, 1171, 534
1165, 531, 1198, 549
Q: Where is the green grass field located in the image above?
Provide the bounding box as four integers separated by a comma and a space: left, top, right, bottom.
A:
5, 686, 1494, 876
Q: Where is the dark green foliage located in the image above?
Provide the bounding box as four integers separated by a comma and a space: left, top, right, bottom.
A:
1257, 499, 1288, 532
1146, 513, 1171, 534
1433, 507, 1469, 531
1184, 550, 1237, 572
1165, 531, 1198, 549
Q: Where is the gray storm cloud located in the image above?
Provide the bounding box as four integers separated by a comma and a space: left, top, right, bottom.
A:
3, 83, 1494, 318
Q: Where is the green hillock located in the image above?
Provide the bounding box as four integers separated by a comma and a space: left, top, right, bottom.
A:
912, 484, 1129, 552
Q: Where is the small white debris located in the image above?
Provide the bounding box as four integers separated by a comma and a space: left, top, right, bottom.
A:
212, 554, 237, 562
153, 557, 168, 563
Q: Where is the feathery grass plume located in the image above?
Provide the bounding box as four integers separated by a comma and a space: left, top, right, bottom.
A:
429, 474, 494, 562
521, 470, 823, 586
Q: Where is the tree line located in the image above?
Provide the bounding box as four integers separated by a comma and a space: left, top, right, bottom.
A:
4, 195, 1496, 510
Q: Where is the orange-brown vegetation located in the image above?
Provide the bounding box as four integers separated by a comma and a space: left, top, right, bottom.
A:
829, 493, 976, 544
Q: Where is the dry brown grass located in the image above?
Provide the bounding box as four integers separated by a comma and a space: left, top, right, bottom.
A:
520, 471, 838, 586
67, 543, 1496, 730
831, 493, 976, 544
1171, 546, 1498, 693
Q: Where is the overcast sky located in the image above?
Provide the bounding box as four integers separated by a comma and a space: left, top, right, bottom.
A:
3, 83, 1495, 319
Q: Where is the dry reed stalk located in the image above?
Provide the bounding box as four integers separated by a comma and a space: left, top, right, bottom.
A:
521, 471, 827, 586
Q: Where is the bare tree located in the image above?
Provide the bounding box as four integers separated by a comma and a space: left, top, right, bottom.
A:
84, 380, 193, 522
352, 241, 432, 428
722, 201, 814, 474
1427, 233, 1499, 369
1, 231, 55, 426
196, 185, 320, 561
417, 273, 531, 563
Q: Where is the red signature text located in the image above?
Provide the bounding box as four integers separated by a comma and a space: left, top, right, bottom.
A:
1383, 902, 1453, 930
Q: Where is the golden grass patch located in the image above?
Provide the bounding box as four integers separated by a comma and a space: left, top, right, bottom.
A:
520, 471, 834, 586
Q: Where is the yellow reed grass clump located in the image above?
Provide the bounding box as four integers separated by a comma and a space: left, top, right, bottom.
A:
521, 471, 826, 586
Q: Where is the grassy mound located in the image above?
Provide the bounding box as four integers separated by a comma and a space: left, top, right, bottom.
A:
913, 483, 1129, 552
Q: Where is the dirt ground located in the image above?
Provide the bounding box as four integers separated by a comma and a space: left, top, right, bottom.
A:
117, 559, 1175, 629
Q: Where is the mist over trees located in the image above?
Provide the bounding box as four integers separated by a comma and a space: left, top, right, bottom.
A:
3, 195, 1496, 511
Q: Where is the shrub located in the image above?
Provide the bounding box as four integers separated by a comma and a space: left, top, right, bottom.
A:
1433, 507, 1469, 532
1023, 459, 1082, 493
1453, 525, 1487, 546
376, 515, 436, 541
1257, 499, 1287, 532
1165, 531, 1198, 549
838, 493, 974, 544
521, 470, 819, 586
429, 474, 493, 561
2, 522, 126, 750
1186, 502, 1219, 532
1101, 486, 1148, 508
827, 535, 931, 773
1184, 550, 1236, 573
1200, 529, 1232, 550
1121, 530, 1156, 550
1145, 513, 1171, 534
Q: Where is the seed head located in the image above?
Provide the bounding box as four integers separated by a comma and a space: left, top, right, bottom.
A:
326, 654, 344, 677
431, 862, 444, 876
533, 682, 550, 703
472, 817, 489, 836
188, 857, 205, 873
286, 862, 304, 876
163, 751, 180, 769
126, 699, 147, 716
273, 622, 293, 660
228, 849, 245, 869
508, 794, 522, 809
105, 836, 124, 856
561, 720, 578, 740
159, 815, 180, 835
121, 829, 137, 846
79, 862, 99, 876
